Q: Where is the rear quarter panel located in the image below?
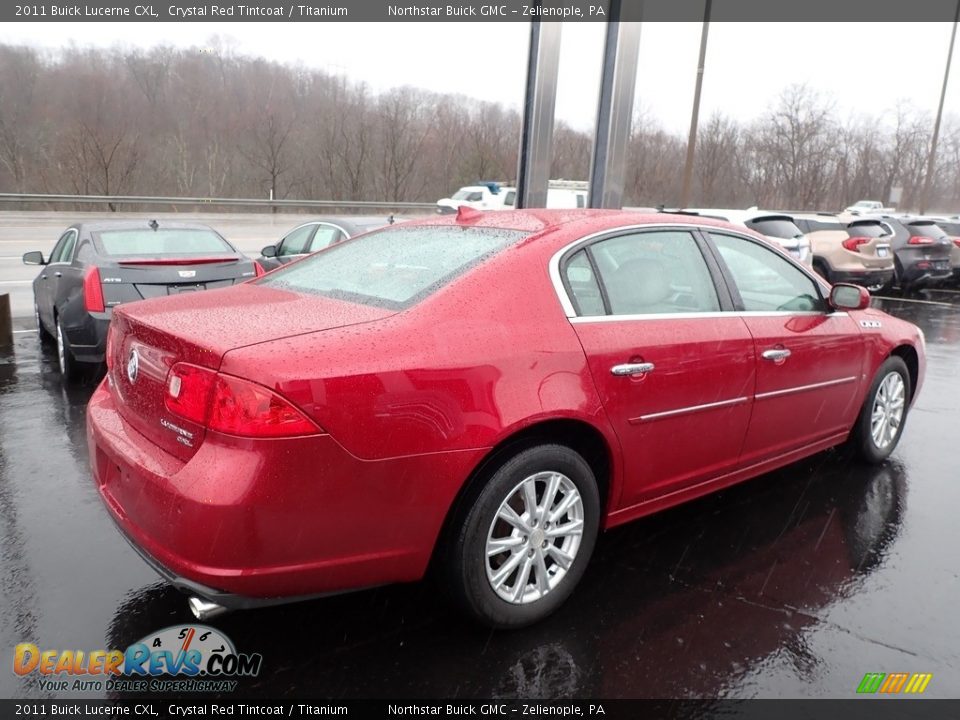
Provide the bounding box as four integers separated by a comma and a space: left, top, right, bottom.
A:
217, 236, 620, 467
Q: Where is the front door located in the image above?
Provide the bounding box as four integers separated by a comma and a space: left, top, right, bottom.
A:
707, 231, 865, 464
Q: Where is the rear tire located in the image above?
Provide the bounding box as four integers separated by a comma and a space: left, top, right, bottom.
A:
56, 318, 82, 383
848, 357, 911, 464
446, 444, 600, 628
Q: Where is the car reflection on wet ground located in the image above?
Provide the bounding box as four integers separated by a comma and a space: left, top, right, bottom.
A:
1, 290, 958, 699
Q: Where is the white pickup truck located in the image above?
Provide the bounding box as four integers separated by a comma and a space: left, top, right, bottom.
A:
845, 200, 897, 215
436, 180, 588, 214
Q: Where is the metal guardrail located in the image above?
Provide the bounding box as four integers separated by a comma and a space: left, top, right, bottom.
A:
0, 193, 439, 211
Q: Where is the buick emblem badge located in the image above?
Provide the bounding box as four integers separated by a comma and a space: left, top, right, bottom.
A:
127, 349, 140, 384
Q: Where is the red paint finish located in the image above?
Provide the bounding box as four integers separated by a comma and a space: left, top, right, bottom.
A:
86, 210, 926, 603
574, 316, 756, 508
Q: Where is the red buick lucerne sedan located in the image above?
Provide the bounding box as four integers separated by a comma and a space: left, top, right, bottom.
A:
87, 209, 925, 628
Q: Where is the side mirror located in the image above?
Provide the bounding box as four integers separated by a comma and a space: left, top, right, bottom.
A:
260, 245, 277, 258
830, 283, 870, 311
22, 251, 46, 266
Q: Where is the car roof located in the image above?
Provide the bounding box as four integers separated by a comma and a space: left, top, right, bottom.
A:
407, 208, 758, 243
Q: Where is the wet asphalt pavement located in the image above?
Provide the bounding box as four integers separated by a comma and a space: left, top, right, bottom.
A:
1, 291, 959, 700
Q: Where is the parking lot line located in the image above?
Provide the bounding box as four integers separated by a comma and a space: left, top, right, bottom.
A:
876, 296, 957, 308
0, 280, 32, 285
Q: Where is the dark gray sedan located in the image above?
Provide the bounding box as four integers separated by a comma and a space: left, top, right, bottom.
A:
257, 216, 393, 271
23, 220, 260, 382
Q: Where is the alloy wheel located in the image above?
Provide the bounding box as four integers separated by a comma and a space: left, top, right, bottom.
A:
870, 371, 905, 450
485, 471, 584, 605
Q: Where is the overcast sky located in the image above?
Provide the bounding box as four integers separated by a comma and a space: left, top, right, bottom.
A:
3, 22, 959, 134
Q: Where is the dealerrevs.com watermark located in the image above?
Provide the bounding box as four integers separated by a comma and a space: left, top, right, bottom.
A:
13, 625, 262, 693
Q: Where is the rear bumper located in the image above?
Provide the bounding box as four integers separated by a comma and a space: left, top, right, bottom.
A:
86, 381, 482, 602
63, 311, 110, 364
828, 268, 894, 289
900, 262, 952, 287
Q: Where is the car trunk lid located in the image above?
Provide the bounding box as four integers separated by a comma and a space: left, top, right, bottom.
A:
107, 283, 394, 461
100, 256, 259, 305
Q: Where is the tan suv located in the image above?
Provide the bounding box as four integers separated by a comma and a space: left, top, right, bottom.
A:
790, 213, 895, 289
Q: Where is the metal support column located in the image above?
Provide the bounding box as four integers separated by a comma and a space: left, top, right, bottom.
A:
588, 0, 642, 209
515, 16, 562, 209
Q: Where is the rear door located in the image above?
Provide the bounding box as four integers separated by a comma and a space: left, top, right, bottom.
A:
563, 227, 756, 509
706, 231, 864, 464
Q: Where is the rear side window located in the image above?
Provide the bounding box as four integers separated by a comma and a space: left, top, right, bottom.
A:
95, 229, 232, 256
905, 222, 947, 239
309, 225, 345, 250
745, 217, 804, 239
258, 226, 525, 309
563, 250, 604, 316
579, 230, 721, 315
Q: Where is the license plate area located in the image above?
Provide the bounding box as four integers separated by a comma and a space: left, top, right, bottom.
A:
876, 246, 889, 258
168, 284, 205, 294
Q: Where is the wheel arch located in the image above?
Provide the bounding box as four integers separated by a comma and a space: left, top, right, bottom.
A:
427, 417, 615, 574
890, 343, 919, 402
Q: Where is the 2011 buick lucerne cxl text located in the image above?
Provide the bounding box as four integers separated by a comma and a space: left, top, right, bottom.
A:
86, 210, 925, 628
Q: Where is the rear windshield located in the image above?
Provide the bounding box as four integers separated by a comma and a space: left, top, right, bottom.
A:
905, 222, 947, 239
95, 229, 232, 256
935, 221, 960, 235
745, 217, 803, 239
847, 221, 891, 238
257, 225, 526, 310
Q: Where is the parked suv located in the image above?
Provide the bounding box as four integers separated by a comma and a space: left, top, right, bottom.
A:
790, 213, 894, 289
682, 209, 813, 267
860, 215, 953, 291
924, 216, 960, 283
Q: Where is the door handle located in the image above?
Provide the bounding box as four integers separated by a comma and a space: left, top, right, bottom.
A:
761, 348, 791, 362
611, 362, 655, 376
53, 272, 62, 278
41, 275, 47, 280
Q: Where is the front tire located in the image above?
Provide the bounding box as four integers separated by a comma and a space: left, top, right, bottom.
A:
849, 357, 911, 464
446, 444, 600, 628
55, 318, 82, 383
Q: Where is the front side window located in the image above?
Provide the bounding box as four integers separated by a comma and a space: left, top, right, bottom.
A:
279, 224, 316, 256
258, 226, 525, 310
50, 230, 77, 263
569, 230, 720, 316
710, 233, 824, 312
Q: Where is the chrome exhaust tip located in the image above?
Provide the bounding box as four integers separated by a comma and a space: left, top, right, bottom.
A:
188, 597, 229, 621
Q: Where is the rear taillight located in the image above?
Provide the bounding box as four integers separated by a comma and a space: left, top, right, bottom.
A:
83, 267, 105, 313
164, 362, 321, 438
951, 237, 960, 248
254, 261, 265, 278
105, 324, 115, 371
908, 236, 935, 245
165, 363, 217, 425
842, 236, 869, 252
